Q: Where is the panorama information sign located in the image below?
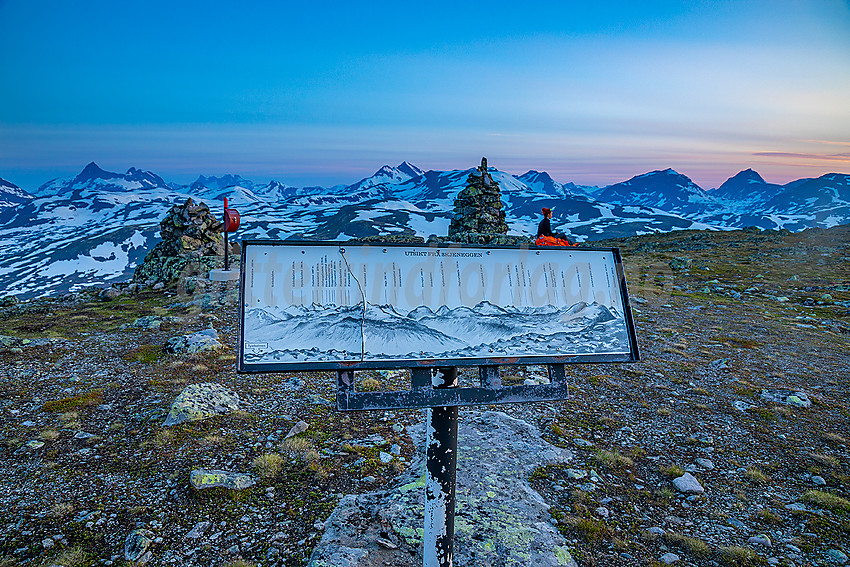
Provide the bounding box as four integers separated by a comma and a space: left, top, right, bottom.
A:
238, 241, 638, 372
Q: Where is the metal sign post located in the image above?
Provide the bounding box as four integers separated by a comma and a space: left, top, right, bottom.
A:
211, 197, 241, 281
423, 367, 458, 567
237, 241, 640, 567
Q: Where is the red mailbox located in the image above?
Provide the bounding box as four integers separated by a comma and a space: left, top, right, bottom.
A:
224, 208, 240, 233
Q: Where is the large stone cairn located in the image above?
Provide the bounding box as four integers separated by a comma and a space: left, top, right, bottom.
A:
444, 157, 529, 245
132, 198, 226, 285
147, 198, 224, 259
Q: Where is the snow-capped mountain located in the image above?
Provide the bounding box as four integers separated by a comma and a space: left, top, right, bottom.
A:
711, 168, 784, 205
0, 178, 33, 209
0, 162, 848, 299
32, 162, 171, 197
596, 168, 719, 216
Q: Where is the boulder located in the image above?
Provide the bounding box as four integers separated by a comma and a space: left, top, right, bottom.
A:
165, 328, 224, 354
162, 382, 240, 426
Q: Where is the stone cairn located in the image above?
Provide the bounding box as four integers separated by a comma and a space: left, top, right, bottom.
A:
443, 157, 530, 245
133, 198, 229, 287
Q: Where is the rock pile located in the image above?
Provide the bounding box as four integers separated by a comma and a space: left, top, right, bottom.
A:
147, 198, 224, 259
446, 157, 518, 245
132, 198, 230, 285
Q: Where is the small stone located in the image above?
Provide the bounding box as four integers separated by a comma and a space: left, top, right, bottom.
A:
379, 451, 393, 464
285, 420, 309, 439
124, 529, 154, 563
362, 476, 376, 484
226, 544, 239, 555
376, 538, 398, 550
825, 549, 848, 564
748, 534, 772, 547
695, 458, 715, 470
24, 440, 44, 449
42, 538, 54, 549
74, 431, 95, 439
595, 506, 609, 518
573, 438, 593, 448
390, 443, 401, 455
672, 473, 704, 494
392, 423, 404, 433
647, 527, 665, 535
660, 552, 681, 564
812, 475, 826, 486
733, 400, 754, 412
21, 420, 35, 427
184, 521, 210, 539
709, 358, 730, 369
578, 482, 596, 492
566, 468, 587, 480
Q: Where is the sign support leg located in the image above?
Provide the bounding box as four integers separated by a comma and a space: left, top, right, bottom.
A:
424, 367, 458, 567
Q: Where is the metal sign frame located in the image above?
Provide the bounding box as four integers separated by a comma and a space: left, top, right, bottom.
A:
237, 240, 640, 374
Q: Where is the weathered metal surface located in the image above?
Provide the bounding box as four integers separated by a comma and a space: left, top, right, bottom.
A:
424, 368, 458, 567
336, 369, 569, 411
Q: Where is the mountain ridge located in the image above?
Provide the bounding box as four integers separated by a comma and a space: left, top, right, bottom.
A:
0, 162, 848, 299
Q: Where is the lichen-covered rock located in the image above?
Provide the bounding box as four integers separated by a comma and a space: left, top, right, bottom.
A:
124, 528, 154, 563
309, 411, 575, 567
122, 315, 184, 330
165, 328, 224, 354
760, 389, 811, 407
190, 469, 255, 491
162, 382, 239, 426
132, 255, 223, 286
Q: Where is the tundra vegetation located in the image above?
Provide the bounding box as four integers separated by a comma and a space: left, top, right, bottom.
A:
0, 225, 847, 566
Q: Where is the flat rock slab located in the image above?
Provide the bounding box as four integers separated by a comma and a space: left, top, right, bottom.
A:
162, 382, 240, 426
309, 411, 576, 567
190, 469, 255, 491
760, 388, 811, 407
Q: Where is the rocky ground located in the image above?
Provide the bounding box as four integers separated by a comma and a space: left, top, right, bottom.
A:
0, 225, 848, 567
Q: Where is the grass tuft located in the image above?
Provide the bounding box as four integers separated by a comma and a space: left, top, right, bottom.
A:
594, 449, 634, 470
252, 453, 284, 479
663, 532, 711, 558
802, 490, 850, 512
42, 390, 103, 413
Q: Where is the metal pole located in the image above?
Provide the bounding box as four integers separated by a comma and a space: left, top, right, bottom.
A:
424, 367, 458, 567
224, 197, 229, 272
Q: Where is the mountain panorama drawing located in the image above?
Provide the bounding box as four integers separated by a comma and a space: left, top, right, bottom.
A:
243, 299, 630, 365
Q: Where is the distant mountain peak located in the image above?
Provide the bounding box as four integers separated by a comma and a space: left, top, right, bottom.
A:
73, 162, 117, 184
397, 161, 424, 178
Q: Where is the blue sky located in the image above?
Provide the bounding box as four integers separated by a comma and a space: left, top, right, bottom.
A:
1, 0, 849, 191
